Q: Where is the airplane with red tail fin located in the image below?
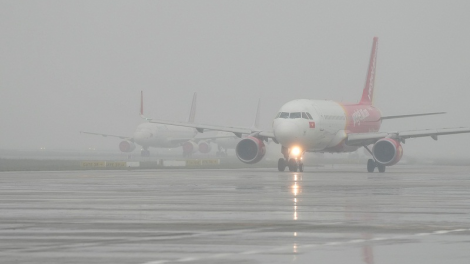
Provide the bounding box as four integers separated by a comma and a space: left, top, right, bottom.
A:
147, 37, 470, 172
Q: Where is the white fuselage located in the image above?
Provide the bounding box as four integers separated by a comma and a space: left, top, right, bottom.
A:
133, 122, 197, 149
272, 99, 380, 153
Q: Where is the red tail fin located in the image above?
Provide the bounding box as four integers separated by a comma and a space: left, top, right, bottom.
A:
360, 37, 378, 105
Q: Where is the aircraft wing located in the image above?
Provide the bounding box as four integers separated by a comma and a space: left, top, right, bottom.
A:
167, 135, 240, 145
381, 112, 446, 120
149, 119, 275, 139
346, 127, 470, 146
80, 131, 132, 141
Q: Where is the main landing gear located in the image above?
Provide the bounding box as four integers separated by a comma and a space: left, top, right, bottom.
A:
364, 145, 385, 173
215, 145, 228, 157
278, 146, 304, 172
141, 149, 150, 157
367, 159, 386, 173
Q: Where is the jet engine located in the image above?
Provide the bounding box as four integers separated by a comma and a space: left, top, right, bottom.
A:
182, 141, 198, 155
235, 136, 266, 164
119, 140, 136, 152
372, 138, 403, 166
198, 141, 212, 154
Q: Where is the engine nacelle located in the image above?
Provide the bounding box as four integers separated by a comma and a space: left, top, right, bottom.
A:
182, 141, 198, 154
235, 136, 266, 164
119, 140, 136, 152
372, 138, 403, 166
198, 141, 212, 154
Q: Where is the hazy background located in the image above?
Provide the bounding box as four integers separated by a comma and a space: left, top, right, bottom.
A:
1, 1, 469, 159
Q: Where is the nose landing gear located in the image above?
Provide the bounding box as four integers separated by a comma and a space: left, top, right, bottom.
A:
278, 146, 304, 172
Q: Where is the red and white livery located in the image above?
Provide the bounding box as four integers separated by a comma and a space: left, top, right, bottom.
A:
148, 37, 470, 172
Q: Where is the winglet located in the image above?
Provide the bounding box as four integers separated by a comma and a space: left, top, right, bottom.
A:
140, 90, 144, 116
252, 98, 261, 130
188, 92, 197, 123
360, 37, 378, 105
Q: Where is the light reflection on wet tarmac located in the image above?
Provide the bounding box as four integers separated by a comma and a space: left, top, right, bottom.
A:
0, 165, 469, 263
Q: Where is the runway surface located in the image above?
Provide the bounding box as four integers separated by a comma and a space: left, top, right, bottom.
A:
1, 165, 469, 263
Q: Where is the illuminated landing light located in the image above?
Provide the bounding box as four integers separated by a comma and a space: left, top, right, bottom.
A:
293, 243, 298, 253
294, 174, 298, 181
291, 146, 301, 157
294, 232, 297, 237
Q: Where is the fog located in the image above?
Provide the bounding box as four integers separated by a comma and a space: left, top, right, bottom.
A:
1, 1, 469, 159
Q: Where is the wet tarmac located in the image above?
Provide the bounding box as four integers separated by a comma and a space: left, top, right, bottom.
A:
1, 165, 469, 263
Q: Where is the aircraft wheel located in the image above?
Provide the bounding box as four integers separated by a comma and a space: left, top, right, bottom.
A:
288, 158, 298, 172
298, 163, 304, 172
377, 163, 386, 173
367, 159, 375, 173
278, 158, 286, 172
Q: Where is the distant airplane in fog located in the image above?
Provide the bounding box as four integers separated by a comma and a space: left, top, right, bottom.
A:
146, 37, 470, 172
81, 92, 222, 157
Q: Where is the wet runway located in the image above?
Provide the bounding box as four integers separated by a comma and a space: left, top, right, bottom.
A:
1, 165, 469, 263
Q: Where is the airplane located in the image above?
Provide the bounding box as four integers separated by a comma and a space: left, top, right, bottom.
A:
81, 92, 215, 157
144, 37, 470, 172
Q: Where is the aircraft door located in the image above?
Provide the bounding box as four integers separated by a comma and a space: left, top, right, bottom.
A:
311, 105, 330, 150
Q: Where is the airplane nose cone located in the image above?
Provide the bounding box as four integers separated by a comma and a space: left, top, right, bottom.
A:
274, 122, 301, 147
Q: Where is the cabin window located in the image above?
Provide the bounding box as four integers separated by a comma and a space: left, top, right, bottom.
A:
289, 112, 301, 119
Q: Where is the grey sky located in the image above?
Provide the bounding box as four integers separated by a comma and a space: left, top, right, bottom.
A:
1, 1, 469, 158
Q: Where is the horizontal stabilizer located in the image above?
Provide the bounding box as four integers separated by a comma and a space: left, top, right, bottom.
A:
381, 112, 446, 120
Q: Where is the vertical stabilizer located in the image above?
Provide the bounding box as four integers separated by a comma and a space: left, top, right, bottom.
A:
252, 98, 261, 130
360, 37, 378, 105
188, 92, 197, 123
140, 91, 144, 115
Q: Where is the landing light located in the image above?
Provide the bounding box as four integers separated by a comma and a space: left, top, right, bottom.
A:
291, 147, 301, 156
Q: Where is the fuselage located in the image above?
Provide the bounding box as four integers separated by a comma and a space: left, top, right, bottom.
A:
272, 99, 382, 152
133, 122, 197, 149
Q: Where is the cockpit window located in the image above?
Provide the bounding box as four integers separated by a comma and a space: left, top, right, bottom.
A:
306, 112, 313, 120
301, 112, 309, 119
279, 112, 289, 118
289, 112, 301, 119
